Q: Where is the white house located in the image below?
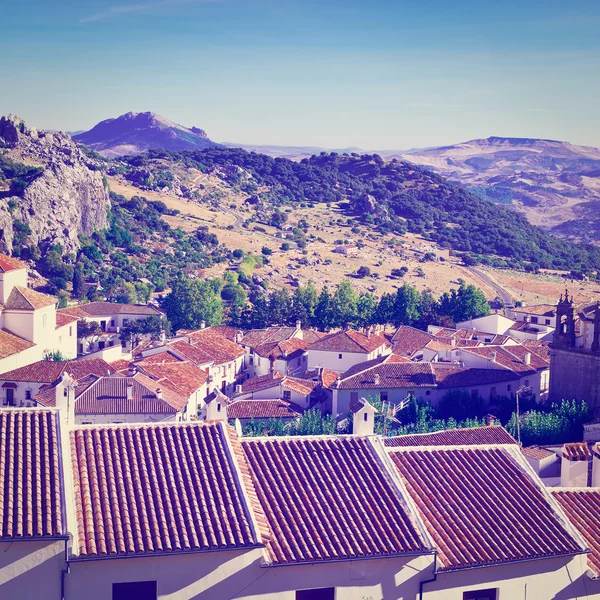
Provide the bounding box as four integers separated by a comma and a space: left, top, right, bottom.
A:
2, 410, 599, 600
0, 254, 77, 373
306, 328, 391, 372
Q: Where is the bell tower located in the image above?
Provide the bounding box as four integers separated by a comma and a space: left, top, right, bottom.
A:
553, 289, 576, 348
592, 303, 600, 353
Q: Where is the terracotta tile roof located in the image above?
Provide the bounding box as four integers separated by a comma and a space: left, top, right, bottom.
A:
386, 354, 412, 363
522, 340, 550, 360
135, 350, 182, 365
0, 329, 35, 359
241, 372, 284, 394
320, 367, 341, 387
69, 421, 260, 558
136, 360, 208, 397
522, 446, 556, 461
227, 399, 302, 420
301, 329, 325, 344
282, 376, 317, 396
55, 312, 79, 328
552, 489, 600, 578
461, 346, 541, 375
242, 436, 429, 564
73, 374, 187, 415
72, 301, 163, 317
0, 358, 114, 383
384, 425, 516, 447
57, 306, 89, 319
241, 327, 299, 348
108, 359, 131, 373
432, 364, 520, 388
338, 362, 436, 390
389, 446, 583, 571
514, 304, 556, 317
184, 330, 245, 365
4, 286, 56, 310
307, 329, 390, 354
425, 339, 453, 351
254, 337, 309, 360
433, 328, 511, 345
203, 325, 243, 341
0, 254, 27, 272
0, 409, 65, 539
563, 442, 590, 461
391, 326, 435, 357
168, 339, 214, 365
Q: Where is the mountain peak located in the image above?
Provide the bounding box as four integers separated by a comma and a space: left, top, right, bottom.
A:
72, 111, 217, 157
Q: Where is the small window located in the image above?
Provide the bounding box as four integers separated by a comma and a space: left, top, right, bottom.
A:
69, 326, 73, 336
25, 390, 32, 400
363, 412, 368, 422
296, 588, 335, 600
338, 354, 343, 359
217, 403, 221, 412
82, 421, 92, 425
545, 319, 551, 325
113, 581, 157, 600
531, 316, 538, 324
425, 390, 431, 396
463, 589, 497, 600
283, 390, 291, 401
111, 319, 115, 326
507, 384, 512, 392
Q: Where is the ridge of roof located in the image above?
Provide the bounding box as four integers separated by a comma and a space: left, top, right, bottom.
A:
5, 285, 56, 310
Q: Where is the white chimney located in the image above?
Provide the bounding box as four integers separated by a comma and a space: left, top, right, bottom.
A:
524, 352, 531, 365
155, 388, 163, 400
373, 373, 381, 386
352, 398, 377, 436
295, 319, 302, 331
490, 351, 497, 363
200, 320, 206, 330
127, 365, 136, 377
206, 394, 227, 422
561, 443, 590, 487
127, 381, 133, 400
235, 384, 243, 394
592, 443, 600, 487
55, 372, 76, 427
236, 331, 244, 344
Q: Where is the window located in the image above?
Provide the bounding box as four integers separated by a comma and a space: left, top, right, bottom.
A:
338, 354, 343, 359
545, 319, 551, 325
380, 391, 388, 402
296, 588, 335, 600
283, 390, 291, 401
425, 390, 431, 396
111, 319, 116, 326
25, 390, 32, 400
507, 384, 512, 392
69, 326, 73, 336
82, 421, 92, 425
113, 581, 157, 600
363, 412, 368, 422
463, 589, 497, 600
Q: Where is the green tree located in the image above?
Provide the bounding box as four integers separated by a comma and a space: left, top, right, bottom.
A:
161, 275, 224, 331
314, 286, 334, 331
331, 280, 358, 328
376, 292, 396, 325
355, 292, 377, 328
393, 284, 420, 326
439, 283, 490, 324
72, 262, 86, 299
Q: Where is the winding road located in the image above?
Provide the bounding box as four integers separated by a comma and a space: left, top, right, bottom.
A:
467, 266, 515, 311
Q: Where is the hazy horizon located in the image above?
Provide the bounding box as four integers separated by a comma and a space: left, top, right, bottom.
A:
2, 0, 600, 149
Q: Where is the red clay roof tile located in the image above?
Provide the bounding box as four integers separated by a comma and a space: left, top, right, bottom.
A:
0, 409, 65, 539
69, 421, 260, 558
384, 425, 516, 448
241, 436, 429, 564
389, 446, 582, 571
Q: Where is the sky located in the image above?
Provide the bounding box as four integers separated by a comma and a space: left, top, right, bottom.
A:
2, 0, 600, 149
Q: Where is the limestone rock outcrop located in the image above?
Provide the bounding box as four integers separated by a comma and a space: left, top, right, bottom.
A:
0, 115, 110, 254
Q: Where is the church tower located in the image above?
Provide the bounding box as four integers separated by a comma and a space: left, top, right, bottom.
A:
553, 289, 576, 348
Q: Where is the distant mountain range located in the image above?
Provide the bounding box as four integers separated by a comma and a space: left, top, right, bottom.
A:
69, 112, 600, 241
72, 112, 218, 158
388, 137, 600, 242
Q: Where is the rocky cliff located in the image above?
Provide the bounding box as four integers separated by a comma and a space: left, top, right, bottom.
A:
0, 115, 110, 254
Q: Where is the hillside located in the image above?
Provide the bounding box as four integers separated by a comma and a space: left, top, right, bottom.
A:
390, 137, 600, 242
0, 114, 109, 256
72, 112, 218, 158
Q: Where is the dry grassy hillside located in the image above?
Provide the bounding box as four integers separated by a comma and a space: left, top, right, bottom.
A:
107, 174, 600, 306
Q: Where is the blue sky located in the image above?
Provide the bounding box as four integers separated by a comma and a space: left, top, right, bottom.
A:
2, 0, 600, 149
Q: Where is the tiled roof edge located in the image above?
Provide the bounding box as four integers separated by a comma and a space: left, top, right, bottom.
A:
369, 436, 437, 555
220, 423, 270, 559
504, 446, 590, 557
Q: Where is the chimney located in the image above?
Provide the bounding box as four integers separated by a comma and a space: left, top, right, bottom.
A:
592, 443, 600, 487
235, 384, 243, 394
490, 351, 497, 363
450, 338, 456, 347
352, 398, 377, 436
236, 331, 244, 344
206, 393, 227, 422
334, 376, 341, 388
367, 328, 372, 339
561, 443, 590, 487
155, 388, 163, 400
127, 380, 133, 400
56, 372, 76, 427
485, 414, 496, 426
127, 365, 136, 377
373, 373, 381, 386
200, 320, 206, 330
524, 352, 531, 365
295, 319, 302, 331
